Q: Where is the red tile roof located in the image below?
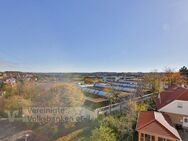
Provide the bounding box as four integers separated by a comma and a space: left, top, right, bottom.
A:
136, 112, 181, 140
136, 111, 155, 130
156, 85, 188, 110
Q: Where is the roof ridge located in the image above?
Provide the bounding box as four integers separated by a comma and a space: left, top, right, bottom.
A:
155, 118, 179, 139
154, 112, 181, 140
158, 87, 187, 110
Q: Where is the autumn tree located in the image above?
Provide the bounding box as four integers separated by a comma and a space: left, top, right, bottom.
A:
163, 68, 184, 86
103, 87, 120, 114
134, 79, 145, 97
143, 72, 161, 93
32, 83, 85, 107
4, 95, 31, 117
2, 83, 17, 98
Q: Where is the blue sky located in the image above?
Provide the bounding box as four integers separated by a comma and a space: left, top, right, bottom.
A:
0, 0, 188, 72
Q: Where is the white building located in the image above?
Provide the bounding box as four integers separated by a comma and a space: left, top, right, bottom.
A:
156, 85, 188, 128
4, 77, 16, 86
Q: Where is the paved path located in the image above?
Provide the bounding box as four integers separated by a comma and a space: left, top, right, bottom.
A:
2, 130, 33, 141
0, 119, 33, 141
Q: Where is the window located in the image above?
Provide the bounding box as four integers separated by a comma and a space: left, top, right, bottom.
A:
158, 137, 165, 141
141, 133, 144, 141
158, 137, 172, 141
177, 102, 183, 108
145, 134, 150, 141
152, 136, 155, 141
184, 118, 188, 123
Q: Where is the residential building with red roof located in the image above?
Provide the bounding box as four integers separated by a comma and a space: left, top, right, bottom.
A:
156, 85, 188, 128
136, 111, 182, 141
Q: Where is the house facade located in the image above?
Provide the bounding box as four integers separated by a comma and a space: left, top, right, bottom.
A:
136, 111, 182, 141
4, 77, 17, 87
156, 85, 188, 128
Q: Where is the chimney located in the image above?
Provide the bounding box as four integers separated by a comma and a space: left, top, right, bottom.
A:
158, 94, 161, 104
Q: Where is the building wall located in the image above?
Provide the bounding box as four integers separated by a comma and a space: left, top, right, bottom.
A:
159, 100, 188, 117
183, 117, 188, 127
137, 131, 178, 141
165, 112, 184, 125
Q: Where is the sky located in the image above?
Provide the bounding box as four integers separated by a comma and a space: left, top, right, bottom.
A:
0, 0, 188, 72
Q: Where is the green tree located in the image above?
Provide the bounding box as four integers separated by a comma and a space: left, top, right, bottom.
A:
90, 126, 116, 141
179, 66, 188, 84
97, 109, 137, 141
179, 66, 188, 76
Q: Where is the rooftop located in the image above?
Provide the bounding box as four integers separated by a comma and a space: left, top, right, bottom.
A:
136, 111, 182, 140
156, 85, 188, 110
